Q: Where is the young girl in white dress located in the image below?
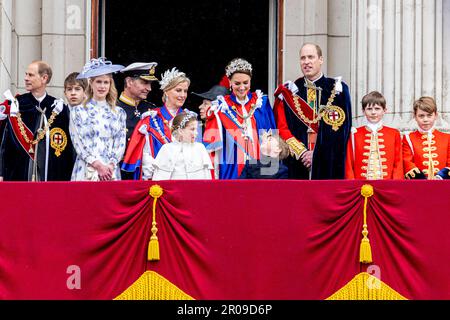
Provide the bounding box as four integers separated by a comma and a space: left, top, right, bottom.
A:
142, 110, 213, 180
69, 58, 127, 181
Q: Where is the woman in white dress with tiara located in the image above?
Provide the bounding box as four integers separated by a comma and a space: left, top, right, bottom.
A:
142, 110, 213, 180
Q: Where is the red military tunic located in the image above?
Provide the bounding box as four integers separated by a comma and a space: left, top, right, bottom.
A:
346, 125, 403, 180
402, 129, 450, 179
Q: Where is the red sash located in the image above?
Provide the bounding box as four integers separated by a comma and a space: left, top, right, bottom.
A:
2, 100, 35, 160
274, 85, 319, 134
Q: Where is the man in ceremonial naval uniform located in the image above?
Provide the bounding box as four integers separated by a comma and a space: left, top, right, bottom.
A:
274, 43, 352, 179
0, 60, 74, 181
117, 62, 158, 179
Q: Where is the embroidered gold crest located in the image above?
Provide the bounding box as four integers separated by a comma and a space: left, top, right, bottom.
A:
50, 127, 67, 157
321, 105, 346, 131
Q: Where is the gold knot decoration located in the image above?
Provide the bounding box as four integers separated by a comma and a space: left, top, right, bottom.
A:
361, 184, 374, 198
148, 185, 164, 261
360, 184, 374, 264
149, 184, 164, 198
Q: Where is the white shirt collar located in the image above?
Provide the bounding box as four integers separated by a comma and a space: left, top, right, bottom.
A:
237, 95, 249, 106
366, 120, 383, 133
418, 127, 435, 136
305, 73, 324, 84
34, 92, 47, 103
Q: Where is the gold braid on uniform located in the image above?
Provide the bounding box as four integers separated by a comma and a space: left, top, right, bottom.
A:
404, 167, 422, 179
286, 137, 307, 159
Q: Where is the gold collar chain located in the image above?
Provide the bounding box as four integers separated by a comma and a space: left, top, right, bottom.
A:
292, 87, 337, 125
230, 103, 257, 121
16, 111, 58, 153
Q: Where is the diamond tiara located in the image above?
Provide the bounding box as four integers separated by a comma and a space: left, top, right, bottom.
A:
179, 110, 198, 129
225, 58, 253, 78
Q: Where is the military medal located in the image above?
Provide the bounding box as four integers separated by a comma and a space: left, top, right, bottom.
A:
50, 127, 68, 157
321, 105, 346, 131
134, 108, 141, 117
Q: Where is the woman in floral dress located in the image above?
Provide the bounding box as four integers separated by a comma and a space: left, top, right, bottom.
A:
69, 58, 127, 181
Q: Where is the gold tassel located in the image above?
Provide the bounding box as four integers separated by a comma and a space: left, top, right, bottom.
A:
148, 185, 163, 261
360, 185, 374, 264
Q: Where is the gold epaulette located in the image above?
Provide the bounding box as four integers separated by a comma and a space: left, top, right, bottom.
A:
405, 167, 422, 179
286, 137, 307, 159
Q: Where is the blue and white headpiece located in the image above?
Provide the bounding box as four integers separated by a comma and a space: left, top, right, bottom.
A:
77, 57, 124, 79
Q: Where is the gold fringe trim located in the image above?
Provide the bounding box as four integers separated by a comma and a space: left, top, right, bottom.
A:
114, 271, 194, 300
360, 185, 373, 264
148, 185, 163, 261
326, 272, 407, 300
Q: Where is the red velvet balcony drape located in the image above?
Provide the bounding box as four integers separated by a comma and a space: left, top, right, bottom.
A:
0, 180, 448, 299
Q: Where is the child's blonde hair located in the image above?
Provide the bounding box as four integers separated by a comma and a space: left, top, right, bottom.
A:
261, 132, 290, 160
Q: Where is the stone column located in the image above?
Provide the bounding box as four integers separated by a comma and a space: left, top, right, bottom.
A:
283, 0, 352, 113
42, 0, 87, 98
0, 0, 88, 98
13, 0, 42, 94
327, 0, 351, 86
0, 0, 13, 94
284, 0, 329, 82
351, 0, 448, 131
442, 0, 450, 123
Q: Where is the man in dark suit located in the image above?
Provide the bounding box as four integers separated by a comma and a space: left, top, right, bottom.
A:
117, 62, 158, 180
0, 60, 74, 181
274, 43, 352, 179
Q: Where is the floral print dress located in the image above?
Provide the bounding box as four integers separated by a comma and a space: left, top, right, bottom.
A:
69, 100, 127, 181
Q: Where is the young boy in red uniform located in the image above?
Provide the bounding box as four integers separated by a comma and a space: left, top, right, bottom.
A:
402, 96, 450, 179
345, 91, 403, 180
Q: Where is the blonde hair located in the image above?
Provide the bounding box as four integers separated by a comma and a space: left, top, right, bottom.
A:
85, 74, 118, 110
161, 76, 190, 103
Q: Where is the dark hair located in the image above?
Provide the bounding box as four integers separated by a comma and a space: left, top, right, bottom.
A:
413, 96, 437, 115
64, 72, 88, 91
361, 91, 386, 110
32, 60, 53, 84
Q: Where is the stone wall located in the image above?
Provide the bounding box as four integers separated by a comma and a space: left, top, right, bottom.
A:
0, 0, 87, 99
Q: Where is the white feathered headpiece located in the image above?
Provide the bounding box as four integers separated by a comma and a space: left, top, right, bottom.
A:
159, 67, 186, 91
